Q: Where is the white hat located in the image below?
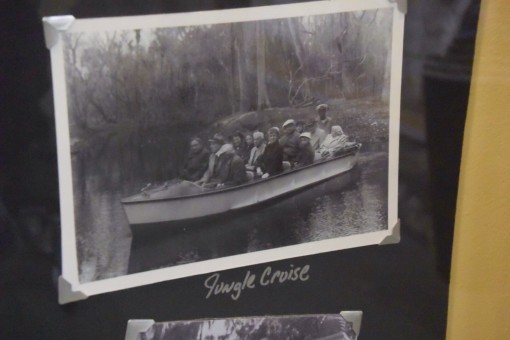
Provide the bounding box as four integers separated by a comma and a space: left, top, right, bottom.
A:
299, 132, 312, 139
253, 131, 264, 139
331, 125, 344, 135
316, 104, 328, 111
282, 119, 296, 128
268, 127, 280, 135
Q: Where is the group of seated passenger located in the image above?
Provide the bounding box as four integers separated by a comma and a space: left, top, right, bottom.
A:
180, 104, 349, 188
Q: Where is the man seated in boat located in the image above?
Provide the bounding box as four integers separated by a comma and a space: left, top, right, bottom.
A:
294, 132, 315, 168
279, 119, 300, 164
246, 131, 266, 174
196, 134, 248, 188
195, 133, 225, 186
256, 127, 284, 178
317, 125, 349, 158
213, 144, 248, 188
180, 137, 210, 182
316, 103, 333, 133
305, 117, 327, 150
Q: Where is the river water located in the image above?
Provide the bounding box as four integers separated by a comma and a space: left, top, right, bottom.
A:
72, 128, 388, 283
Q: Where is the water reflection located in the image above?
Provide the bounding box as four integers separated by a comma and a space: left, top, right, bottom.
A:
128, 152, 388, 275
72, 127, 387, 282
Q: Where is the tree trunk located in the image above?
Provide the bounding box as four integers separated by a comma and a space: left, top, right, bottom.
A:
234, 23, 249, 113
286, 18, 305, 69
229, 24, 237, 114
256, 22, 271, 110
286, 18, 311, 104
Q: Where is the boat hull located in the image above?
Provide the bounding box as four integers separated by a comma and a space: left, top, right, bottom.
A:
122, 148, 359, 224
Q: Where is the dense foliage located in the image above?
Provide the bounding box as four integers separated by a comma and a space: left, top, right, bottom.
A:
63, 9, 392, 132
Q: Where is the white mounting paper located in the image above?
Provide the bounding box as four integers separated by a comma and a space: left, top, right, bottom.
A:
44, 0, 404, 303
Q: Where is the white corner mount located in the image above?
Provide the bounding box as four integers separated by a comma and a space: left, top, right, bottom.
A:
379, 219, 401, 245
58, 276, 88, 304
42, 15, 76, 49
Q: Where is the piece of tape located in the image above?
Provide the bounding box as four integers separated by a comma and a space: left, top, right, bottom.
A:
340, 311, 363, 339
388, 0, 407, 14
125, 320, 156, 340
379, 219, 401, 245
58, 276, 88, 304
42, 15, 76, 49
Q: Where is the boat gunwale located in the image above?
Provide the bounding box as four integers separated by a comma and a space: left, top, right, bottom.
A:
121, 144, 360, 205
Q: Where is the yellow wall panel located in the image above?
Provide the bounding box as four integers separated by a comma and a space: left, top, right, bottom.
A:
447, 0, 510, 339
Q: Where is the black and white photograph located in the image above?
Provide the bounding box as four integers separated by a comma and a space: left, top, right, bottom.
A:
46, 0, 403, 301
126, 313, 362, 340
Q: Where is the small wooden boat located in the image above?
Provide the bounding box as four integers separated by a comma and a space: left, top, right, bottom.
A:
121, 143, 361, 225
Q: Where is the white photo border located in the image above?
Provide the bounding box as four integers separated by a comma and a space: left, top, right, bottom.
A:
124, 312, 364, 340
45, 0, 404, 303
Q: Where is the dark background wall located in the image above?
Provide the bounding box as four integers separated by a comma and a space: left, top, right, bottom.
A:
0, 1, 479, 339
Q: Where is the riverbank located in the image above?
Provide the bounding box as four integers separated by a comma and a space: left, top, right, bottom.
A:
213, 98, 389, 145
70, 97, 389, 156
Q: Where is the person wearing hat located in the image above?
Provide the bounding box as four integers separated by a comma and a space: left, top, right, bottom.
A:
294, 132, 315, 168
180, 137, 210, 181
305, 117, 327, 150
215, 143, 248, 187
197, 133, 247, 188
279, 119, 301, 163
316, 104, 333, 133
196, 133, 225, 186
257, 127, 284, 177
